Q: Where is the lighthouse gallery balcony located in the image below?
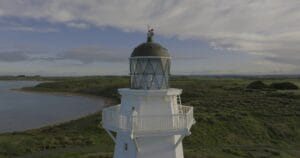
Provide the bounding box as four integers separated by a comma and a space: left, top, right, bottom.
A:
102, 104, 195, 137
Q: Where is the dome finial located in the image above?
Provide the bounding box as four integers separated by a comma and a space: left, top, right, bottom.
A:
147, 26, 154, 43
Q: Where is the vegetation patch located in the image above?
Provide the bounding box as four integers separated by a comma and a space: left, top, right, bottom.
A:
246, 80, 269, 90
270, 82, 299, 90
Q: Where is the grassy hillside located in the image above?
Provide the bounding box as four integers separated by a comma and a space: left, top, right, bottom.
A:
0, 76, 299, 158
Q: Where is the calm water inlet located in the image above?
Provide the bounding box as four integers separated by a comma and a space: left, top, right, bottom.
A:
0, 81, 104, 133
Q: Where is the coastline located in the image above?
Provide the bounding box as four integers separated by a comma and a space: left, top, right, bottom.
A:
15, 88, 118, 107
0, 82, 117, 134
0, 80, 117, 157
5, 79, 113, 104
7, 88, 118, 133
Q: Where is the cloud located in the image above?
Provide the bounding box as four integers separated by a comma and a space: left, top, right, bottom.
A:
58, 46, 128, 63
0, 46, 128, 64
0, 0, 300, 66
0, 26, 59, 33
264, 55, 300, 67
66, 22, 89, 29
0, 16, 59, 33
0, 51, 29, 62
0, 46, 48, 62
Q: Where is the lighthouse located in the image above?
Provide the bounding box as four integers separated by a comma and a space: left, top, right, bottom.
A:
102, 29, 195, 158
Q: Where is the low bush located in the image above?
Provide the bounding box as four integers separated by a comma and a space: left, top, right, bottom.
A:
246, 81, 269, 90
270, 82, 299, 90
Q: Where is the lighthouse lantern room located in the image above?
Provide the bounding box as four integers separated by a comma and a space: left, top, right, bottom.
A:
102, 29, 195, 158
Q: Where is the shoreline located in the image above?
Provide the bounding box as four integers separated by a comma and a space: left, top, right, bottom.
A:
5, 79, 116, 105
15, 88, 118, 107
1, 87, 117, 134
1, 111, 102, 134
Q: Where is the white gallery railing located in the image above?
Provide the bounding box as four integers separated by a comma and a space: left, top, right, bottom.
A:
102, 104, 195, 136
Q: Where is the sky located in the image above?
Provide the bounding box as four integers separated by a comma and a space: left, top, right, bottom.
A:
0, 0, 300, 76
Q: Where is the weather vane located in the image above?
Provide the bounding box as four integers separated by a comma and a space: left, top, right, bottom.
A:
147, 25, 154, 42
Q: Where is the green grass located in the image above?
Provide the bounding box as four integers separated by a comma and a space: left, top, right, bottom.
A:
0, 112, 114, 158
0, 76, 300, 158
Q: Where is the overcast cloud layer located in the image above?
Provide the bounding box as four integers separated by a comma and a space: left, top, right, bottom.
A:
0, 0, 300, 74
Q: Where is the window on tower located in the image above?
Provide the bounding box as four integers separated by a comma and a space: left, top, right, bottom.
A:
124, 143, 128, 151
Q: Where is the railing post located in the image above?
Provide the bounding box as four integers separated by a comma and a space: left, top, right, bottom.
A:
130, 109, 137, 139
129, 114, 133, 138
185, 114, 188, 129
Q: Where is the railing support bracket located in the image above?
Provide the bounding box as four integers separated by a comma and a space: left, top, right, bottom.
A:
104, 128, 117, 143
174, 135, 185, 148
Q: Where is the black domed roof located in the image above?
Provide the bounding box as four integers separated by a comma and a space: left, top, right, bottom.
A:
131, 42, 170, 57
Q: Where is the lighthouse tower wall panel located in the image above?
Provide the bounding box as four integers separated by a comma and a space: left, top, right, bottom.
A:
113, 134, 183, 158
112, 88, 184, 158
118, 88, 181, 116
113, 133, 136, 158
136, 136, 184, 158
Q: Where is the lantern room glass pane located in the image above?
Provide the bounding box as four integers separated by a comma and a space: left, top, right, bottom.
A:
130, 58, 170, 89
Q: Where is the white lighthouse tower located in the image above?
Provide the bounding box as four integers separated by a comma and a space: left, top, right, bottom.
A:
102, 29, 195, 158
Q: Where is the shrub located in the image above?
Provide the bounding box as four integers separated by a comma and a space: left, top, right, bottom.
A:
246, 81, 269, 90
270, 82, 299, 90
